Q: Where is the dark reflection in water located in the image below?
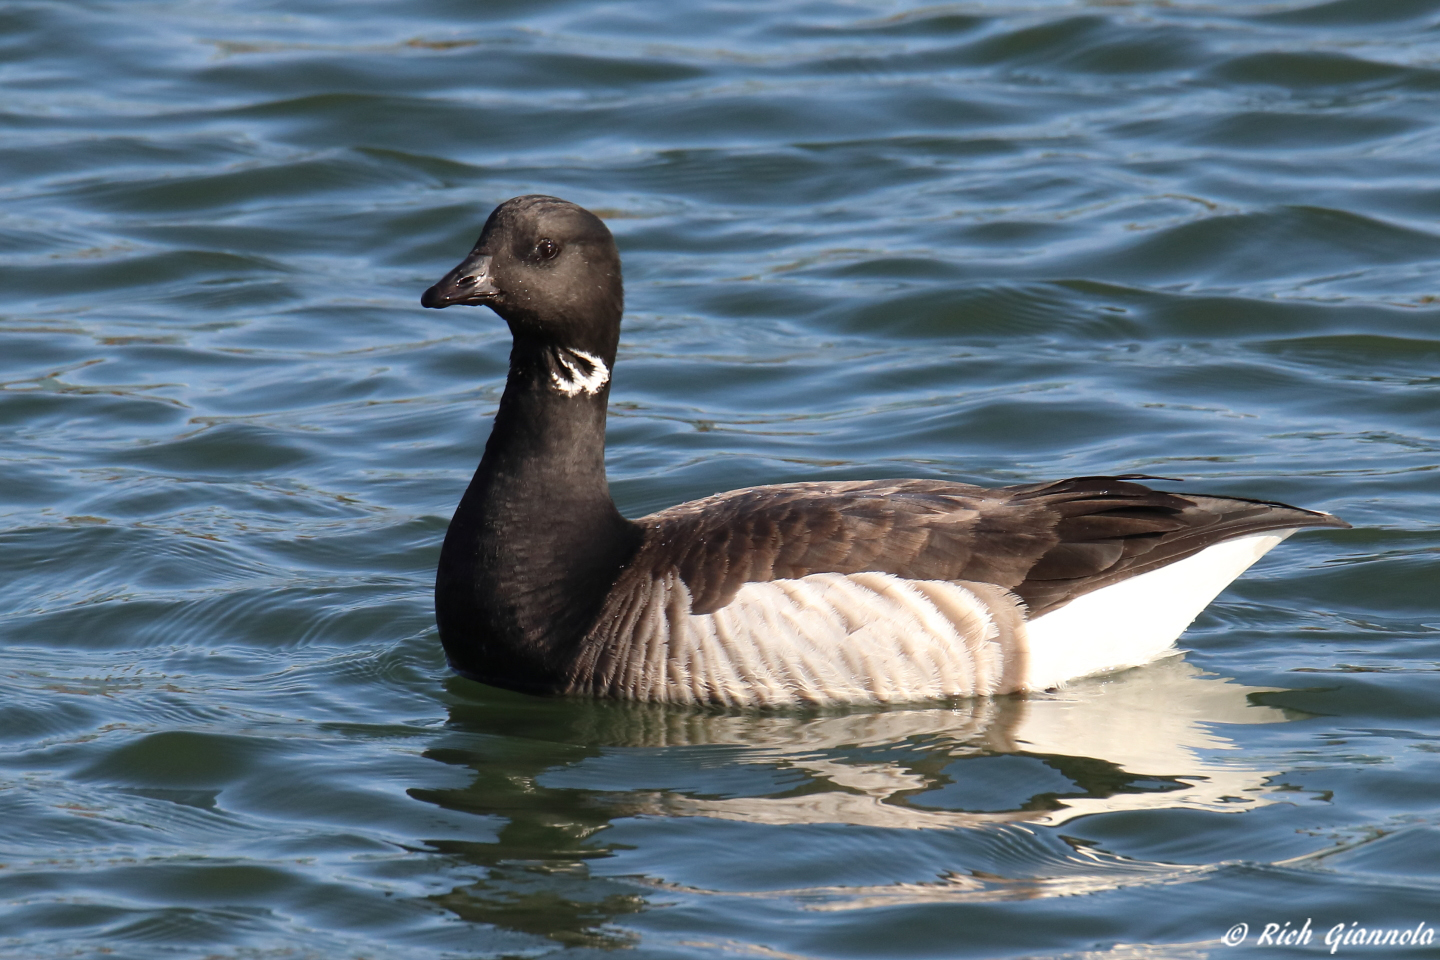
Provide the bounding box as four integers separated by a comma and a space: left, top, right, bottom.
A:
410, 692, 644, 948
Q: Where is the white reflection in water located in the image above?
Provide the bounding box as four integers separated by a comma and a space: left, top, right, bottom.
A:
575, 656, 1295, 831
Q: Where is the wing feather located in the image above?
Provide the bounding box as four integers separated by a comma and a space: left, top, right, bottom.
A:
632, 476, 1346, 618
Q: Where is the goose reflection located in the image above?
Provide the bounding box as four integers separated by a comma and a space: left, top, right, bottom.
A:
413, 658, 1305, 945
544, 657, 1296, 830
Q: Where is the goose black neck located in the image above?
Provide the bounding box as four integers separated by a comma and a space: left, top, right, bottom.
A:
435, 335, 642, 691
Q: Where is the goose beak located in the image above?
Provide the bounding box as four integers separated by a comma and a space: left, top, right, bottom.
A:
421, 254, 499, 308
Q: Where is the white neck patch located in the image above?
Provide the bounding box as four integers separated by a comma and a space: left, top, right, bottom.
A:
550, 347, 610, 397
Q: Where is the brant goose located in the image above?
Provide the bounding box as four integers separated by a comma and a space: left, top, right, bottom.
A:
421, 195, 1348, 706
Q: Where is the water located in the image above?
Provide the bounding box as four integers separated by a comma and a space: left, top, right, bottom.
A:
2, 1, 1438, 957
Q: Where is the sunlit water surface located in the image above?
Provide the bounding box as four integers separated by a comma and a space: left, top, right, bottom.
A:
2, 1, 1438, 957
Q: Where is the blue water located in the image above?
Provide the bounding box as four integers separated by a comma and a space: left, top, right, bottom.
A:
2, 1, 1438, 957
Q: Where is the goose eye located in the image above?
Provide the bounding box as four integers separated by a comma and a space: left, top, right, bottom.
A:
535, 238, 559, 260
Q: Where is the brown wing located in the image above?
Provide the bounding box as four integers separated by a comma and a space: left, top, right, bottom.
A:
634, 476, 1348, 618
